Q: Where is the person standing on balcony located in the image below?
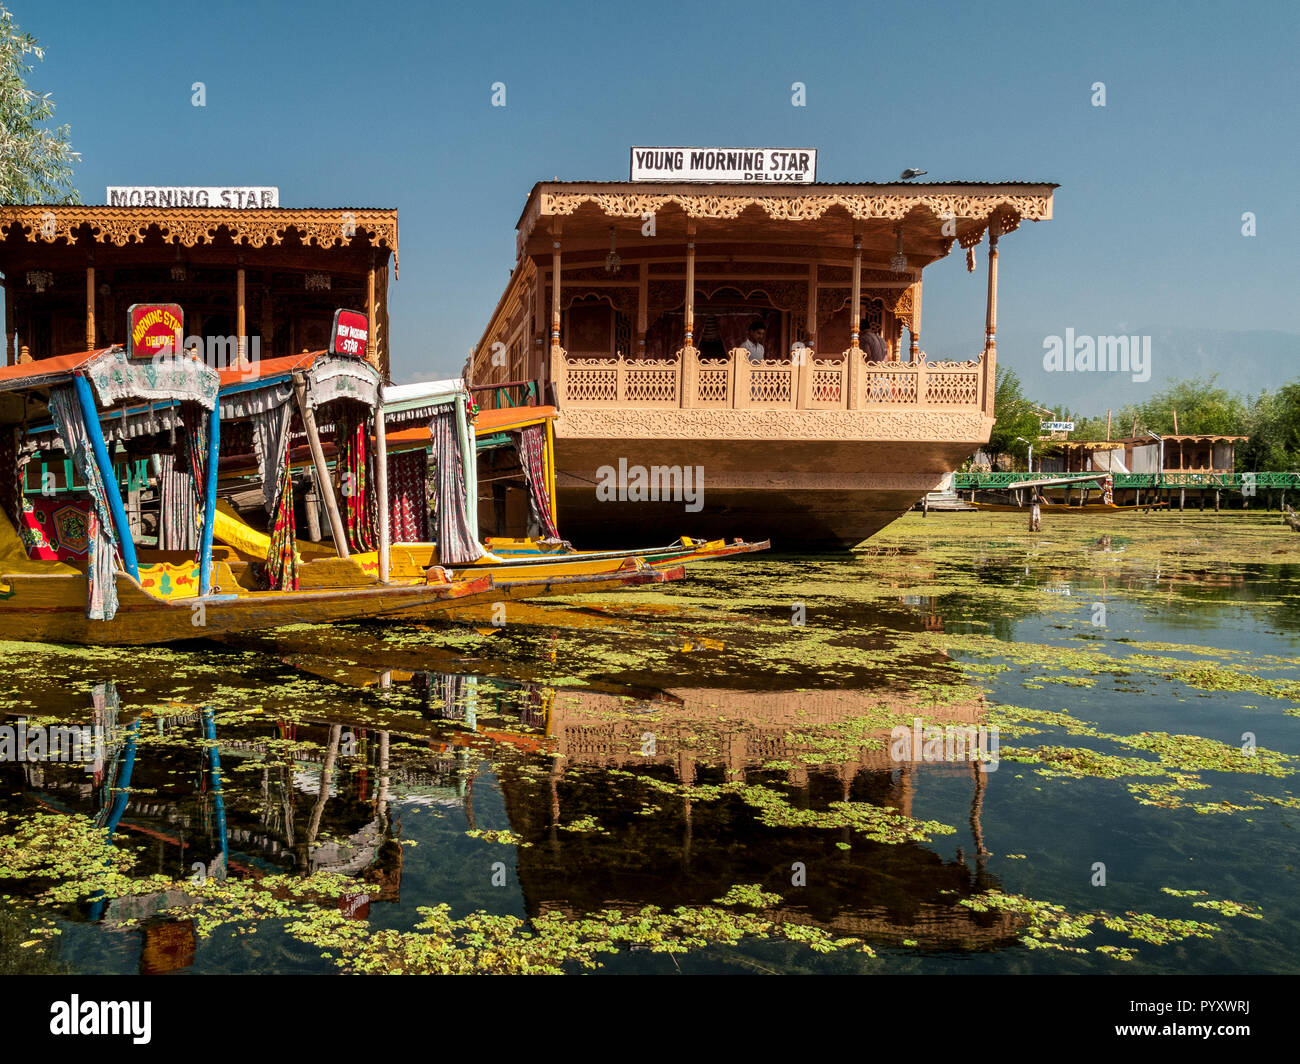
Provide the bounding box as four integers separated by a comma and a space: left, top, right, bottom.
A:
863, 327, 889, 362
741, 320, 767, 363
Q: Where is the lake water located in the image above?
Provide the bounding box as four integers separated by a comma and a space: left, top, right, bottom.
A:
2, 512, 1297, 974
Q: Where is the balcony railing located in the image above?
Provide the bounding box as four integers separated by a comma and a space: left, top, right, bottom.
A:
550, 346, 990, 413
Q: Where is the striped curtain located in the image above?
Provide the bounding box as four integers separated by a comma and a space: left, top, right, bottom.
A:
47, 387, 120, 620
430, 409, 484, 565
156, 449, 198, 551
513, 424, 560, 540
251, 404, 298, 590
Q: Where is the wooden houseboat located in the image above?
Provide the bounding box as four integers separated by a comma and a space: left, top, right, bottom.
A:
469, 174, 1057, 548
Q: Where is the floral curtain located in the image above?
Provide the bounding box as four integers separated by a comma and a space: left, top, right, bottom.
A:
388, 449, 429, 543
513, 424, 560, 540
47, 386, 120, 620
430, 408, 484, 565
331, 403, 377, 553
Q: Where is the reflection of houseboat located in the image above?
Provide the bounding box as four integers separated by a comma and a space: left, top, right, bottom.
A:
470, 175, 1056, 548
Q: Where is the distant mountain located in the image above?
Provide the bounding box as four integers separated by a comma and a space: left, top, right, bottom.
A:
986, 327, 1300, 416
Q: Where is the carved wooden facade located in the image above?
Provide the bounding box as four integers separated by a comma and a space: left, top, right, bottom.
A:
0, 206, 398, 376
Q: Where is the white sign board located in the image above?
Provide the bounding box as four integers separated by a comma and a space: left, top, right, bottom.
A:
1042, 421, 1075, 432
630, 147, 817, 184
106, 186, 279, 208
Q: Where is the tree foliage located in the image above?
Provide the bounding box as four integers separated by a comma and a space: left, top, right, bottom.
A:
988, 367, 1043, 460
0, 4, 80, 204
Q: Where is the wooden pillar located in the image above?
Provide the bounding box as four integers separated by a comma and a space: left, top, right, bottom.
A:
636, 263, 648, 356
909, 277, 923, 361
236, 258, 246, 365
367, 254, 378, 370
85, 262, 96, 350
684, 221, 696, 348
806, 262, 817, 351
3, 279, 14, 366
850, 233, 862, 348
375, 402, 390, 583
982, 223, 1000, 406
550, 224, 562, 350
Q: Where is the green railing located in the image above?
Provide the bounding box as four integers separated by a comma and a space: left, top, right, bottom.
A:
954, 471, 1300, 491
470, 380, 540, 410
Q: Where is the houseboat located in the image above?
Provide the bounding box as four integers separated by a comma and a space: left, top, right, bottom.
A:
469, 166, 1057, 548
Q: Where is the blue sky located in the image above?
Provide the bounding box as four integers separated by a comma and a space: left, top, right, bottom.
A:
15, 0, 1300, 410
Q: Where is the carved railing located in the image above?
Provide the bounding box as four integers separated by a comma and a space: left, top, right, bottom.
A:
550, 344, 990, 414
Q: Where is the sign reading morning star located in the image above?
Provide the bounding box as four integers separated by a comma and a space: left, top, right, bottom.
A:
630, 148, 817, 183
106, 186, 279, 208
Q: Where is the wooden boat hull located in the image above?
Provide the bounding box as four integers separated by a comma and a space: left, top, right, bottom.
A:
0, 571, 496, 646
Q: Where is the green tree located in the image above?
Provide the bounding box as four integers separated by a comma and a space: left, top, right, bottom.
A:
1240, 382, 1300, 472
1, 3, 80, 204
988, 366, 1043, 463
1136, 376, 1246, 436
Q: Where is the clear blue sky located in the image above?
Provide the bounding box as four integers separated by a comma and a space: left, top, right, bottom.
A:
16, 0, 1300, 409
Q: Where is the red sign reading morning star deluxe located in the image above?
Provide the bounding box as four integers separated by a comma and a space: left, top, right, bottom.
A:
127, 303, 184, 358
330, 309, 368, 358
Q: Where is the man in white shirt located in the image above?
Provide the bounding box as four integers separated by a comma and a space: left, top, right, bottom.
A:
740, 319, 767, 364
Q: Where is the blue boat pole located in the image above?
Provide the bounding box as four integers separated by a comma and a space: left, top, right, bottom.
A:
199, 401, 220, 595
73, 373, 139, 583
201, 706, 229, 874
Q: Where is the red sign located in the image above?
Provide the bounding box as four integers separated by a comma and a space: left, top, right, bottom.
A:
127, 303, 184, 358
330, 308, 369, 358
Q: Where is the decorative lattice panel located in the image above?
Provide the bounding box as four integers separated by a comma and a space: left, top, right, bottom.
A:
751, 367, 793, 403
566, 368, 618, 402
925, 371, 980, 405
862, 371, 918, 404
697, 364, 731, 404
625, 367, 678, 403
810, 365, 844, 404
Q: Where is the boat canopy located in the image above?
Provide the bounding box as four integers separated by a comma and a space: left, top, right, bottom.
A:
0, 346, 220, 425
382, 378, 466, 425
218, 351, 380, 418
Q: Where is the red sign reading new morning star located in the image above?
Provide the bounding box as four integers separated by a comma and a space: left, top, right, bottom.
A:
127, 303, 184, 358
330, 309, 368, 358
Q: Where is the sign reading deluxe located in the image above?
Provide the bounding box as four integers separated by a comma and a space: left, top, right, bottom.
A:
630, 148, 817, 184
106, 186, 279, 208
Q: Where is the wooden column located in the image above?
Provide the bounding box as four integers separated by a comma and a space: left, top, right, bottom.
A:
684, 222, 696, 348
637, 262, 648, 355
4, 279, 14, 366
375, 401, 390, 583
550, 223, 562, 350
982, 223, 1000, 409
367, 254, 378, 369
805, 262, 817, 351
236, 258, 246, 365
85, 262, 96, 350
850, 233, 862, 348
909, 278, 923, 361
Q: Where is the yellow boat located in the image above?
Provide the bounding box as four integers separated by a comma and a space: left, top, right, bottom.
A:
211, 363, 764, 612
0, 344, 499, 645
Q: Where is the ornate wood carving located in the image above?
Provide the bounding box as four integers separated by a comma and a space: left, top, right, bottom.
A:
0, 207, 400, 271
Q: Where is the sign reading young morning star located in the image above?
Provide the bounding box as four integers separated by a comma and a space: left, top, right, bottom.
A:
106, 186, 279, 208
630, 148, 817, 183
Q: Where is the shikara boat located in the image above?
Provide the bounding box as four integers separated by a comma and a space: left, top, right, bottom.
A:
210, 364, 764, 612
0, 345, 500, 645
